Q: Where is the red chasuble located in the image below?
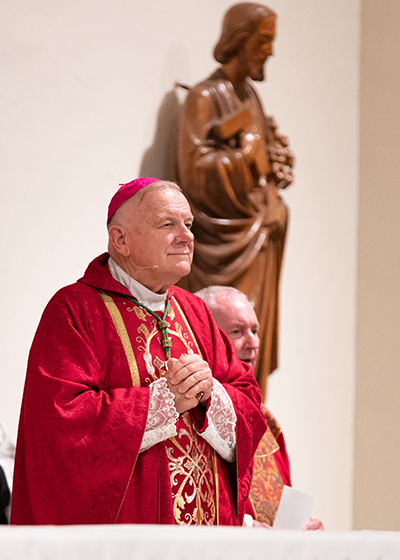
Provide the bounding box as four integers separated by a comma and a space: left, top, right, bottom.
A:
11, 254, 266, 525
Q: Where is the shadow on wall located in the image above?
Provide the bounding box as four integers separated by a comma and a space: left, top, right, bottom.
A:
139, 88, 183, 182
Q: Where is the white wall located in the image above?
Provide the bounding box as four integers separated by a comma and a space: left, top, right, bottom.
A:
0, 0, 360, 530
266, 1, 360, 531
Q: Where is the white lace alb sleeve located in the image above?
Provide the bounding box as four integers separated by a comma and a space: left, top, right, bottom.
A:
139, 377, 179, 453
197, 378, 237, 462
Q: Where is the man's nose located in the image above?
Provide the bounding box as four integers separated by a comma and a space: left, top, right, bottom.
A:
176, 225, 194, 242
245, 332, 260, 349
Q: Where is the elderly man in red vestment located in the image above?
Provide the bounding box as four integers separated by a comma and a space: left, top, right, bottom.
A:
195, 285, 290, 526
11, 178, 267, 526
196, 286, 323, 530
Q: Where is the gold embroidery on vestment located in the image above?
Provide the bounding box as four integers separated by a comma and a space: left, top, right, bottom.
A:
97, 290, 140, 387
171, 297, 202, 357
138, 323, 150, 340
173, 323, 194, 354
167, 305, 175, 320
134, 306, 147, 321
212, 449, 220, 525
137, 321, 159, 380
167, 413, 216, 525
154, 356, 167, 376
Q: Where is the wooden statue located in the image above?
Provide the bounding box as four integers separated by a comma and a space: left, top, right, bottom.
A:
176, 3, 294, 398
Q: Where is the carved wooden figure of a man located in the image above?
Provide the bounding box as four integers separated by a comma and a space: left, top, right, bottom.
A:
177, 3, 294, 397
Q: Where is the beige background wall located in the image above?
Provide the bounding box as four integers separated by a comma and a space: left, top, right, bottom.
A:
0, 0, 374, 530
354, 0, 400, 531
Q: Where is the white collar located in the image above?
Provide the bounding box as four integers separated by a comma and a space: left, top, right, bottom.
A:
108, 257, 167, 312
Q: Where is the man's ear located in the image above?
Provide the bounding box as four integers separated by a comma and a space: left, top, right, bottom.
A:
108, 225, 130, 257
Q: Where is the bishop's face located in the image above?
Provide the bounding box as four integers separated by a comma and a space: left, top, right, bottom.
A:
124, 188, 194, 293
239, 16, 276, 81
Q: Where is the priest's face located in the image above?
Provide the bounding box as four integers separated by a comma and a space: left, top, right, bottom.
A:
239, 15, 276, 81
124, 187, 194, 293
213, 296, 260, 370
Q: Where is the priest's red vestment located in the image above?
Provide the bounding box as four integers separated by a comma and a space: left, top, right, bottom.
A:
245, 405, 292, 525
11, 254, 266, 525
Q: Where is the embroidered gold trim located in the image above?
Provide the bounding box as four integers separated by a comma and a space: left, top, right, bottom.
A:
138, 321, 159, 380
167, 304, 175, 320
166, 324, 194, 355
97, 290, 140, 387
134, 306, 147, 321
172, 298, 219, 523
212, 448, 220, 525
172, 297, 203, 357
168, 413, 216, 525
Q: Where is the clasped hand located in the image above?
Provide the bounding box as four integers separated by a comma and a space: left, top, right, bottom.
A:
165, 354, 213, 415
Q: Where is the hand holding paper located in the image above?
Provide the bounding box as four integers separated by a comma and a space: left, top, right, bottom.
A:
273, 486, 316, 530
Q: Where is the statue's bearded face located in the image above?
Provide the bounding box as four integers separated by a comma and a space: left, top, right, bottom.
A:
239, 16, 276, 81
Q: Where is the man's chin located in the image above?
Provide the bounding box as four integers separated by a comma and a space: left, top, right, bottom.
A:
175, 262, 192, 281
240, 358, 257, 370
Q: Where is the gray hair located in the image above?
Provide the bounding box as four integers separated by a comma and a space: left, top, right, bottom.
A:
195, 285, 252, 315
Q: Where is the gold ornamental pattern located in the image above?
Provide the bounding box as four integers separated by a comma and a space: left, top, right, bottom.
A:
167, 413, 216, 525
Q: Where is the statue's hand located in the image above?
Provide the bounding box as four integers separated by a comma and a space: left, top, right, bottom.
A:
263, 192, 288, 232
268, 143, 295, 188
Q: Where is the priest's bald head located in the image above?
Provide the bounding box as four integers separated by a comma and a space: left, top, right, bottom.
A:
107, 178, 194, 294
195, 286, 260, 371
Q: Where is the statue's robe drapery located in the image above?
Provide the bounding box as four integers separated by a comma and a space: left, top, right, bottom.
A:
177, 69, 292, 397
11, 254, 266, 525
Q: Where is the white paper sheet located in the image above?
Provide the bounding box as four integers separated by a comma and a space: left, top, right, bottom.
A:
273, 485, 314, 529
